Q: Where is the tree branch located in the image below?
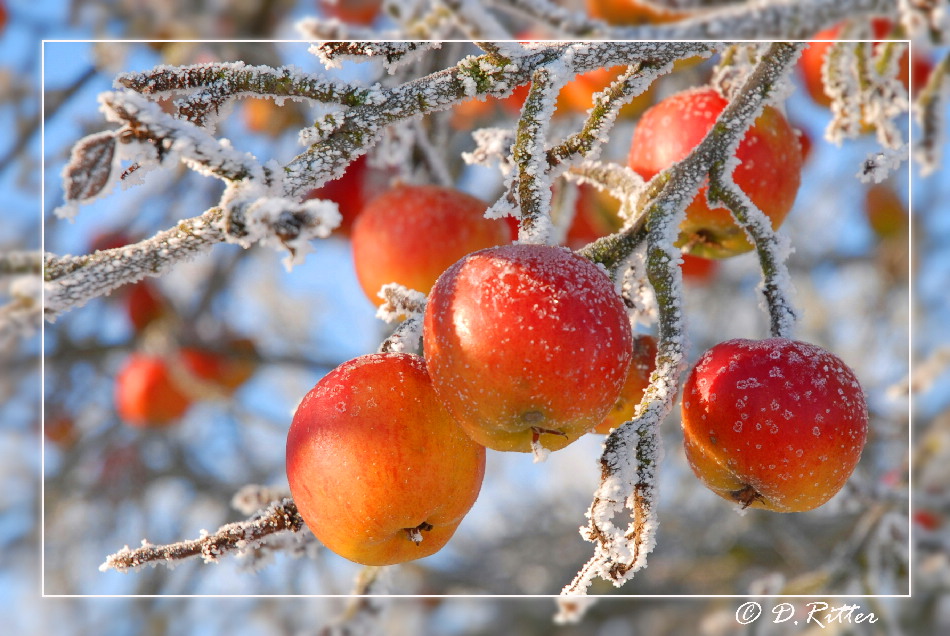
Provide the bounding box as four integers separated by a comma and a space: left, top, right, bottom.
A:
563, 41, 806, 596
99, 498, 306, 573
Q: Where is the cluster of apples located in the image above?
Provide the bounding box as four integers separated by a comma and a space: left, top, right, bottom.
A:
284, 78, 871, 568
286, 243, 655, 565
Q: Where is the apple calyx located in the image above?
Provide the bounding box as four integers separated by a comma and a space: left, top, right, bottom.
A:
732, 484, 765, 509
404, 521, 435, 545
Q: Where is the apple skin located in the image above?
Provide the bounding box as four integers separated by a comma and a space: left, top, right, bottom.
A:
423, 244, 633, 453
586, 0, 689, 25
351, 184, 511, 305
126, 280, 167, 332
681, 338, 868, 512
318, 0, 380, 24
628, 87, 802, 259
115, 354, 191, 427
286, 353, 486, 566
680, 253, 719, 285
592, 335, 658, 435
864, 182, 907, 240
180, 338, 257, 394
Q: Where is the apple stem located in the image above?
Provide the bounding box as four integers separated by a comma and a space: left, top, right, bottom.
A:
404, 521, 434, 545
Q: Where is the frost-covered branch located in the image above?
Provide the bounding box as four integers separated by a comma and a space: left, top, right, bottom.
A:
0, 251, 42, 277
914, 50, 950, 175
117, 62, 377, 128
44, 209, 222, 321
377, 284, 427, 354
513, 66, 562, 244
563, 41, 805, 597
310, 42, 442, 74
285, 42, 720, 197
103, 90, 267, 182
45, 192, 341, 319
493, 0, 896, 39
708, 176, 798, 338
99, 498, 305, 573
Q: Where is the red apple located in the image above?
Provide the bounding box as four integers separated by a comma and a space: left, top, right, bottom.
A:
423, 244, 633, 453
681, 338, 868, 512
914, 510, 942, 531
125, 280, 167, 332
286, 352, 485, 566
180, 338, 257, 395
115, 354, 192, 427
628, 87, 802, 259
351, 184, 511, 305
592, 335, 658, 434
318, 0, 380, 24
680, 253, 719, 285
795, 126, 813, 164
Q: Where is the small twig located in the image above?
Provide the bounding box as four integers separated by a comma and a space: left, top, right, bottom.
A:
99, 498, 305, 573
914, 50, 950, 175
514, 65, 561, 244
708, 176, 798, 338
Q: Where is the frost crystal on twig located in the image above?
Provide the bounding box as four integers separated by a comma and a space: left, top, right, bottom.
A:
311, 42, 442, 74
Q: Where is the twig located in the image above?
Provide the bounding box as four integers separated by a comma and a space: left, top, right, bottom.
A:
100, 498, 305, 573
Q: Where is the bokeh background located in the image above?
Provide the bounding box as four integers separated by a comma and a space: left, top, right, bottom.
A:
3, 1, 949, 633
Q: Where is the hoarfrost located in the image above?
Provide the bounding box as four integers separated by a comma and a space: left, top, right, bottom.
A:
858, 145, 909, 183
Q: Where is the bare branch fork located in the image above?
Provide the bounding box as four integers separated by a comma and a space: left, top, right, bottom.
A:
561, 42, 805, 601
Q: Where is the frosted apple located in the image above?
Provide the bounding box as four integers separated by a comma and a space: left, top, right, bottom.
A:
286, 353, 485, 566
681, 338, 868, 512
628, 87, 802, 259
423, 244, 633, 453
351, 184, 511, 306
